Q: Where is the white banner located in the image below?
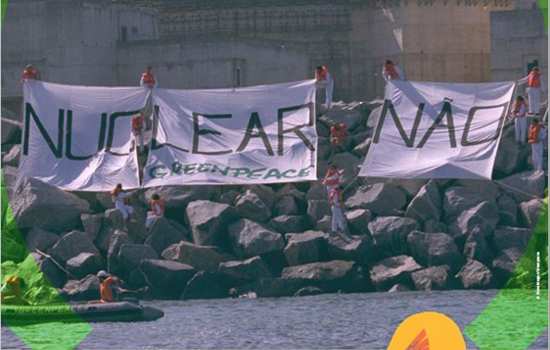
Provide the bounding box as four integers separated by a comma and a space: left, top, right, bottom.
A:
20, 81, 149, 191
143, 80, 317, 186
360, 80, 516, 179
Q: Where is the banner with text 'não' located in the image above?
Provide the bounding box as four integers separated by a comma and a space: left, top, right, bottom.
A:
20, 81, 148, 191
360, 80, 516, 179
143, 80, 317, 186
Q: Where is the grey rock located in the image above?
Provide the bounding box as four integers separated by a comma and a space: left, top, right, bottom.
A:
1, 117, 22, 145
315, 215, 332, 232
454, 179, 500, 200
49, 230, 100, 263
369, 255, 422, 290
106, 230, 131, 274
497, 194, 518, 226
218, 190, 240, 206
181, 271, 228, 300
281, 260, 358, 291
423, 220, 447, 233
284, 231, 328, 266
247, 185, 276, 210
66, 252, 103, 279
327, 234, 373, 265
455, 260, 492, 289
235, 190, 271, 222
117, 244, 158, 271
368, 216, 419, 256
492, 226, 532, 252
269, 215, 310, 233
25, 227, 59, 252
492, 248, 522, 283
228, 219, 284, 258
104, 206, 148, 243
411, 266, 451, 291
463, 231, 493, 265
405, 181, 441, 222
294, 286, 324, 297
274, 195, 300, 216
407, 231, 462, 271
143, 186, 220, 212
140, 259, 196, 299
352, 137, 371, 157
519, 198, 544, 228
346, 183, 407, 216
306, 182, 327, 201
39, 257, 67, 288
307, 200, 331, 223
330, 152, 361, 184
81, 213, 103, 242
162, 241, 231, 272
388, 283, 411, 293
449, 201, 499, 239
186, 200, 236, 245
218, 256, 272, 284
61, 274, 100, 301
494, 125, 529, 176
498, 171, 545, 202
344, 209, 372, 235
144, 217, 187, 255
443, 186, 494, 220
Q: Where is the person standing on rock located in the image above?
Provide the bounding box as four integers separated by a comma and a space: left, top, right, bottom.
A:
111, 184, 134, 224
382, 60, 404, 81
131, 112, 145, 154
146, 193, 165, 229
328, 186, 351, 242
322, 165, 343, 196
21, 64, 40, 82
330, 122, 348, 155
139, 66, 157, 88
528, 118, 547, 172
315, 65, 334, 109
519, 66, 545, 116
511, 96, 528, 143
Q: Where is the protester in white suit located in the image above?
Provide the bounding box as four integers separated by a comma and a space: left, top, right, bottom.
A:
510, 96, 528, 144
111, 184, 133, 223
518, 67, 545, 115
528, 118, 547, 172
315, 65, 334, 109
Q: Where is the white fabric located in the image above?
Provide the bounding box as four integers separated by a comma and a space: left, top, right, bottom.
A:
19, 81, 148, 191
360, 80, 516, 179
143, 80, 318, 186
515, 117, 528, 143
527, 87, 541, 114
113, 192, 134, 220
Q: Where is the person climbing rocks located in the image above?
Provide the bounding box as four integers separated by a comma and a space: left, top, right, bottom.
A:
140, 66, 157, 88
111, 183, 133, 224
330, 122, 348, 154
519, 66, 545, 116
146, 193, 165, 229
328, 186, 351, 242
131, 112, 145, 153
21, 64, 40, 81
528, 118, 547, 172
0, 275, 28, 305
322, 165, 344, 195
511, 95, 528, 144
315, 65, 334, 109
382, 60, 404, 81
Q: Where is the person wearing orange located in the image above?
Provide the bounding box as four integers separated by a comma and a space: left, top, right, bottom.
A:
510, 96, 528, 143
322, 165, 344, 195
131, 113, 145, 153
527, 118, 547, 172
21, 64, 40, 81
146, 193, 165, 229
315, 65, 334, 109
519, 66, 545, 115
382, 60, 404, 82
139, 66, 157, 88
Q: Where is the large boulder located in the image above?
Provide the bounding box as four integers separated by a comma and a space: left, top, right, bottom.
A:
143, 186, 220, 217
117, 244, 158, 271
181, 271, 228, 300
186, 200, 236, 245
368, 216, 419, 257
497, 171, 545, 202
519, 198, 544, 228
247, 185, 276, 210
405, 181, 441, 222
25, 227, 59, 252
66, 252, 104, 279
392, 179, 429, 198
411, 266, 451, 291
162, 241, 231, 272
281, 260, 364, 292
49, 230, 100, 263
352, 137, 371, 157
496, 194, 518, 226
326, 235, 373, 265
140, 259, 196, 299
39, 257, 67, 288
345, 209, 372, 235
218, 256, 272, 285
269, 215, 310, 233
306, 183, 327, 201
448, 201, 499, 240
274, 195, 300, 216
61, 274, 100, 301
307, 200, 331, 223
455, 260, 492, 289
284, 231, 329, 266
81, 213, 104, 242
228, 219, 284, 258
144, 217, 187, 255
443, 186, 494, 220
494, 125, 529, 176
104, 207, 148, 243
492, 226, 532, 252
106, 230, 131, 275
11, 177, 90, 232
234, 190, 271, 222
407, 231, 462, 272
463, 231, 493, 265
369, 255, 422, 290
345, 183, 407, 216
492, 248, 522, 283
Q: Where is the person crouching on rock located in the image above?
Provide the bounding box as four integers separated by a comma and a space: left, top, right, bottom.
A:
111, 184, 134, 224
322, 165, 343, 196
328, 186, 351, 242
146, 193, 165, 229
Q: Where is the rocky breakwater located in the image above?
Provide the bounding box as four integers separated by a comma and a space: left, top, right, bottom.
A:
1, 101, 547, 300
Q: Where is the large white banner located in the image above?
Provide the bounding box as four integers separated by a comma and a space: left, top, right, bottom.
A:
360, 80, 516, 179
143, 80, 317, 186
20, 81, 149, 191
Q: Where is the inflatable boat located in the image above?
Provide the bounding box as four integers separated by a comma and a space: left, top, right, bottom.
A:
1, 301, 164, 324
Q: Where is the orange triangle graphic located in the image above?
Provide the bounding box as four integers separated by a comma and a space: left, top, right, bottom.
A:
406, 329, 430, 350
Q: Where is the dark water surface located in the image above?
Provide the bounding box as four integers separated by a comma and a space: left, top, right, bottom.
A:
2, 290, 548, 349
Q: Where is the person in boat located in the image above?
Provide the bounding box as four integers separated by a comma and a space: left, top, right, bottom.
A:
98, 271, 125, 303
315, 65, 334, 109
145, 193, 165, 229
510, 95, 528, 144
111, 184, 134, 224
0, 275, 28, 305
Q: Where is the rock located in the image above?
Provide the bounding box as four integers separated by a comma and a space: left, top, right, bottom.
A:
139, 259, 196, 299
306, 183, 327, 201
11, 177, 90, 233
449, 201, 499, 240
284, 231, 328, 266
307, 200, 331, 223
321, 102, 364, 130
186, 200, 236, 245
369, 255, 422, 290
61, 274, 100, 301
277, 184, 306, 203
281, 260, 360, 292
117, 244, 158, 271
294, 286, 324, 297
66, 252, 103, 279
496, 194, 518, 226
218, 256, 272, 285
498, 171, 545, 202
228, 219, 284, 258
274, 195, 300, 216
388, 283, 411, 293
352, 137, 371, 157
407, 231, 462, 272
368, 216, 419, 257
346, 183, 407, 216
455, 260, 492, 289
218, 190, 240, 206
1, 117, 22, 145
463, 231, 493, 265
269, 215, 310, 233
162, 241, 231, 272
344, 209, 372, 235
330, 152, 361, 184
39, 257, 66, 288
454, 179, 500, 200
25, 227, 59, 252
492, 226, 532, 252
181, 271, 228, 300
234, 190, 271, 222
96, 192, 115, 210
405, 181, 441, 222
106, 230, 131, 274
391, 179, 429, 198
81, 213, 103, 242
411, 266, 451, 291
144, 217, 187, 255
423, 220, 447, 233
492, 248, 522, 283
519, 199, 544, 227
326, 234, 373, 265
143, 186, 220, 216
2, 144, 20, 167
494, 125, 529, 176
104, 207, 148, 243
443, 186, 494, 220
247, 185, 276, 210
316, 215, 332, 232
49, 230, 100, 263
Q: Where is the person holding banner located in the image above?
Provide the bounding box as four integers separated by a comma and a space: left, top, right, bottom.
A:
528, 118, 547, 172
511, 96, 528, 144
140, 66, 157, 88
382, 60, 404, 81
328, 186, 351, 242
315, 65, 334, 109
146, 193, 165, 229
21, 64, 40, 81
518, 66, 545, 116
131, 113, 145, 153
111, 184, 134, 224
322, 165, 344, 195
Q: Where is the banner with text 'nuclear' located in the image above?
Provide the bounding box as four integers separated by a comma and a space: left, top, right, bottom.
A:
360, 80, 516, 179
143, 80, 317, 186
20, 81, 148, 191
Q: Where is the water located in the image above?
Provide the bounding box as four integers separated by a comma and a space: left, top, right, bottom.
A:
2, 290, 548, 349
